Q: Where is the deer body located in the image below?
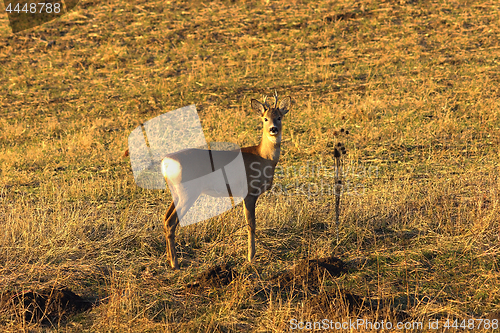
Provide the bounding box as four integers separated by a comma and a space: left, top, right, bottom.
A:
161, 94, 291, 269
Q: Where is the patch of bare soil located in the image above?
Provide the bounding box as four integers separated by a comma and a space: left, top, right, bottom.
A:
323, 9, 373, 23
0, 287, 92, 325
307, 290, 366, 313
186, 263, 236, 291
273, 256, 346, 289
307, 290, 411, 320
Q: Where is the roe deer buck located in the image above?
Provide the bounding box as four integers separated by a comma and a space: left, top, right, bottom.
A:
160, 92, 291, 269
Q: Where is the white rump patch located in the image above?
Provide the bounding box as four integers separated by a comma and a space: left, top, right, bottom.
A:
161, 158, 182, 185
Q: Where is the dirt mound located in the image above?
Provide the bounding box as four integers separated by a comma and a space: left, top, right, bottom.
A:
186, 263, 236, 290
273, 257, 346, 289
307, 290, 365, 313
307, 291, 411, 320
0, 287, 92, 324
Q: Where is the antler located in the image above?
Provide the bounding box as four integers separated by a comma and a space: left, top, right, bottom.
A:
262, 95, 270, 109
273, 90, 279, 109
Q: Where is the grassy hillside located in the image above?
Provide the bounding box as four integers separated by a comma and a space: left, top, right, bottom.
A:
1, 0, 499, 331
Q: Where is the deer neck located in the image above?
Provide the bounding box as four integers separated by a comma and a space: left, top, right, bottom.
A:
257, 132, 281, 163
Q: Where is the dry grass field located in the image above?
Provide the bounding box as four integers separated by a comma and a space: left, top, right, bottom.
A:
1, 0, 500, 331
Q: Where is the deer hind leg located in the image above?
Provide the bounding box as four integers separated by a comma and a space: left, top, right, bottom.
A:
163, 201, 179, 269
244, 195, 258, 262
163, 194, 199, 269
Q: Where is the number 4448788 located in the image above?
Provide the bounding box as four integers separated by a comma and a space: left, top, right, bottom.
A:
444, 319, 498, 330
5, 2, 61, 14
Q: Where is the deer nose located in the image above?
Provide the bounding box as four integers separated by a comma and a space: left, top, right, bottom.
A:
270, 127, 278, 135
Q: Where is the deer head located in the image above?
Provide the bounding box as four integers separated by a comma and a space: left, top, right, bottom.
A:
251, 93, 291, 142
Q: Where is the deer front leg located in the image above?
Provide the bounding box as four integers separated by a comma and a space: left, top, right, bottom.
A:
163, 201, 179, 269
244, 195, 258, 262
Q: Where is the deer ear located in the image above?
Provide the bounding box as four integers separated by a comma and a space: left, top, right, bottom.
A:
279, 96, 291, 115
251, 99, 265, 116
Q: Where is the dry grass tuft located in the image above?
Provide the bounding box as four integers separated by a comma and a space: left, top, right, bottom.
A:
1, 0, 500, 331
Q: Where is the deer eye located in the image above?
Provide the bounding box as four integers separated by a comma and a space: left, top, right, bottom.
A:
277, 117, 281, 121
264, 118, 268, 122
